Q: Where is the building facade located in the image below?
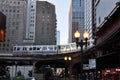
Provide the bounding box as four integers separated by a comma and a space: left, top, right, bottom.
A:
0, 0, 26, 52
68, 0, 85, 43
24, 0, 36, 43
84, 0, 95, 46
35, 1, 56, 45
87, 0, 120, 80
24, 0, 56, 45
95, 0, 120, 28
0, 0, 57, 52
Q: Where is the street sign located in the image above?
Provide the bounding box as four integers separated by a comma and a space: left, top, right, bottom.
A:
89, 59, 96, 69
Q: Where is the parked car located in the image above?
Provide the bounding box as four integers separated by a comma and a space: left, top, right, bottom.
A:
26, 77, 36, 80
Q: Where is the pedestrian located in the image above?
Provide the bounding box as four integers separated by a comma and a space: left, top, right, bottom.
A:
13, 71, 25, 80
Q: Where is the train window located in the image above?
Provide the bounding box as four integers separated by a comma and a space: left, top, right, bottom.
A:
23, 47, 27, 50
33, 47, 36, 50
54, 46, 57, 50
29, 47, 32, 50
42, 47, 47, 50
37, 47, 40, 50
14, 47, 16, 50
17, 47, 20, 51
48, 47, 53, 50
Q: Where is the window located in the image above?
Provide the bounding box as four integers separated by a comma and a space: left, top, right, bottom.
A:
23, 47, 27, 50
47, 23, 49, 26
18, 2, 20, 4
99, 17, 101, 24
6, 10, 8, 12
47, 11, 50, 14
31, 5, 33, 8
33, 47, 36, 50
3, 48, 5, 50
13, 10, 16, 12
30, 36, 33, 38
17, 48, 20, 50
3, 44, 5, 47
17, 10, 19, 13
14, 2, 16, 4
7, 44, 9, 47
80, 0, 81, 6
9, 10, 12, 12
7, 39, 10, 42
6, 48, 9, 51
12, 30, 15, 34
31, 9, 35, 11
29, 47, 32, 50
42, 10, 45, 14
37, 48, 40, 50
17, 14, 19, 18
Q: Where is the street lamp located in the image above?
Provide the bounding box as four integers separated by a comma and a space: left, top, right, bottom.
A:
64, 56, 72, 78
74, 30, 89, 80
64, 56, 72, 61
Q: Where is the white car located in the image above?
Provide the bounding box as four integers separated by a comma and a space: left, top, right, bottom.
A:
26, 77, 36, 80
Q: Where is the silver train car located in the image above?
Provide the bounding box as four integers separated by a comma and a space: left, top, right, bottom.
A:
13, 43, 78, 55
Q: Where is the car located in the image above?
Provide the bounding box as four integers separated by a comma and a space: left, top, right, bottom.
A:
26, 77, 36, 80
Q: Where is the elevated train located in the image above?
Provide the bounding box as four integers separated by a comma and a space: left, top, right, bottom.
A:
13, 43, 78, 55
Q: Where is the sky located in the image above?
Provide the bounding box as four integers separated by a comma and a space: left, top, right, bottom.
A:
39, 0, 71, 45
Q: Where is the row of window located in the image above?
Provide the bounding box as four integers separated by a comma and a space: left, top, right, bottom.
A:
2, 9, 20, 13
13, 46, 57, 52
0, 1, 21, 5
0, 43, 9, 47
8, 22, 20, 26
42, 10, 50, 14
28, 32, 34, 39
73, 12, 84, 17
0, 5, 21, 9
0, 48, 11, 51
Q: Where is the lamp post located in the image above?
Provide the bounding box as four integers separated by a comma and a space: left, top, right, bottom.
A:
74, 30, 89, 80
15, 61, 17, 76
64, 56, 72, 78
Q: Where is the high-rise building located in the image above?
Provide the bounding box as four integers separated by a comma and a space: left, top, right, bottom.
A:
35, 1, 56, 45
0, 0, 57, 53
24, 1, 56, 45
84, 0, 95, 45
68, 0, 85, 43
0, 0, 26, 52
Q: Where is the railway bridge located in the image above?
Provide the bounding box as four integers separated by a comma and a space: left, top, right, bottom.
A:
0, 43, 94, 79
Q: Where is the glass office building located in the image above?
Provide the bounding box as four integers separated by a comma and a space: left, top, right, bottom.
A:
69, 0, 84, 43
84, 0, 95, 45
